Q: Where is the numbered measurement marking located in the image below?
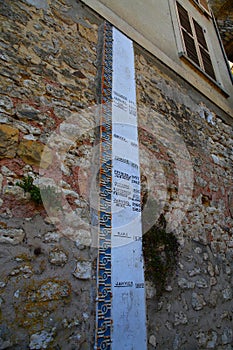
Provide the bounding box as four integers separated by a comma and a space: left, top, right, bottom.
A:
95, 22, 147, 350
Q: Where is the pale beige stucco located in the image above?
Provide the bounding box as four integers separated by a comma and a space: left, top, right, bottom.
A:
81, 0, 233, 117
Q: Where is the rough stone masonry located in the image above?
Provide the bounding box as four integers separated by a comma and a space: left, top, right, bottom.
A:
0, 0, 232, 349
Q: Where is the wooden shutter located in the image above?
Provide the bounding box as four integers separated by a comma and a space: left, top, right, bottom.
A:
193, 21, 207, 50
177, 2, 199, 66
177, 2, 192, 34
182, 31, 199, 66
199, 48, 216, 79
193, 20, 216, 80
177, 2, 216, 80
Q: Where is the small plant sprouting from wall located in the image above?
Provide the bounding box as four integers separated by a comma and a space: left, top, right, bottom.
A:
17, 176, 63, 210
142, 208, 179, 297
17, 176, 42, 204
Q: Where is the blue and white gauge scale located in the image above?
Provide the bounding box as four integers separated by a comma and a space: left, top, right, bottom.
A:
95, 22, 147, 350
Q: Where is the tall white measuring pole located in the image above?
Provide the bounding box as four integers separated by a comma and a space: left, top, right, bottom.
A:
95, 22, 147, 350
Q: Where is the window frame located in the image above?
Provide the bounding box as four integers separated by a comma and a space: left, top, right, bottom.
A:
176, 1, 216, 82
192, 0, 211, 16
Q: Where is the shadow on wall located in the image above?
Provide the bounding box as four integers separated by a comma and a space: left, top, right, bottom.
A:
142, 198, 180, 298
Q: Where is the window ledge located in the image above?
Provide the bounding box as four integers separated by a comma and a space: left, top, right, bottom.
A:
179, 52, 230, 97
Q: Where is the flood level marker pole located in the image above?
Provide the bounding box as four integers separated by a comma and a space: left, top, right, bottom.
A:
95, 22, 147, 350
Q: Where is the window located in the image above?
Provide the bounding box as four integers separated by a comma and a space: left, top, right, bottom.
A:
194, 0, 210, 14
177, 1, 216, 81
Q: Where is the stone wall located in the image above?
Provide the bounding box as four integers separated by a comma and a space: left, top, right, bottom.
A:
209, 0, 233, 61
0, 0, 101, 348
0, 0, 232, 349
135, 49, 233, 350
